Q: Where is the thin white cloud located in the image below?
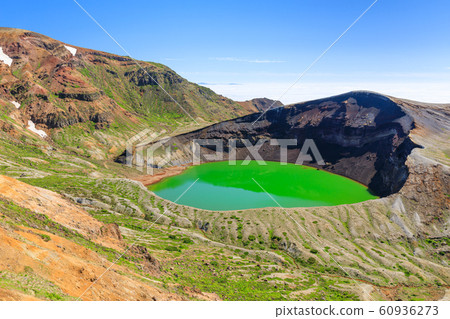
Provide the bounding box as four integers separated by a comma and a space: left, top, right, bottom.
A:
209, 57, 286, 63
210, 57, 242, 62
248, 59, 286, 63
198, 82, 241, 86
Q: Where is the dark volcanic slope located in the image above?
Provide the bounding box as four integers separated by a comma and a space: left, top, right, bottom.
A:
124, 91, 422, 197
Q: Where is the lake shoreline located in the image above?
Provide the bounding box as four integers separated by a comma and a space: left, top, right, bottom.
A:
145, 160, 378, 211
132, 160, 376, 190
132, 165, 190, 186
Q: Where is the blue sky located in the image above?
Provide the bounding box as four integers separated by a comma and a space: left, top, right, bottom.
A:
1, 0, 450, 103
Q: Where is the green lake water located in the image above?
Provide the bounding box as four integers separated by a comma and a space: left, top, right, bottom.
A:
148, 161, 377, 211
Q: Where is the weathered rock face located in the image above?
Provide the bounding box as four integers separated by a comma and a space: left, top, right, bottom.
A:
124, 92, 419, 197
0, 28, 115, 130
399, 152, 450, 224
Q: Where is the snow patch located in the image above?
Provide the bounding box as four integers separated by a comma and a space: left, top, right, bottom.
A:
64, 45, 77, 57
27, 120, 47, 138
0, 47, 13, 66
10, 101, 20, 109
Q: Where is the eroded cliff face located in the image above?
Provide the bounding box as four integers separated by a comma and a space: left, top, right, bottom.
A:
125, 92, 419, 197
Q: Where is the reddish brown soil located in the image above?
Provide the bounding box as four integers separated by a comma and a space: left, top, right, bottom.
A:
131, 165, 188, 186
0, 175, 220, 301
0, 175, 122, 249
0, 224, 182, 301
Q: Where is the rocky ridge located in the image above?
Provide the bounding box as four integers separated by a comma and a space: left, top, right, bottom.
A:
237, 97, 284, 112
